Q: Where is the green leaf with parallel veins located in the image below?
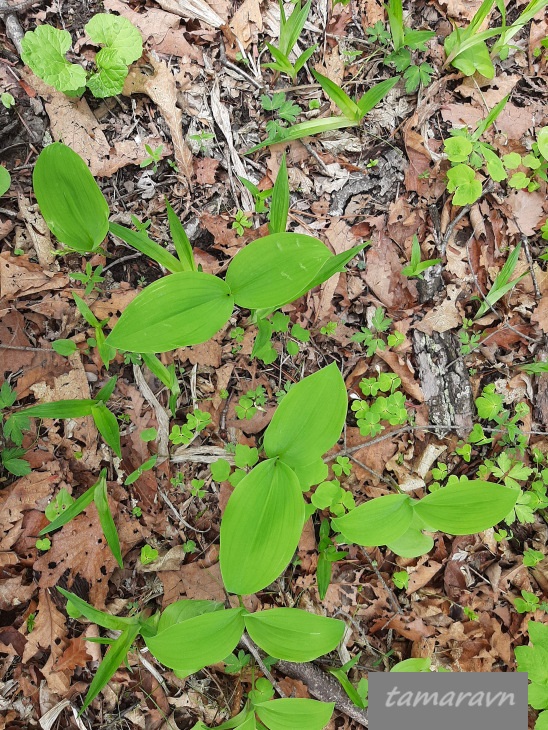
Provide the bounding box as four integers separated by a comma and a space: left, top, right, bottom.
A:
244, 608, 344, 662
226, 233, 331, 310
0, 166, 11, 196
106, 271, 234, 353
21, 26, 87, 93
413, 480, 519, 534
91, 403, 122, 457
332, 494, 413, 546
57, 588, 140, 631
85, 13, 143, 65
33, 143, 109, 252
109, 222, 184, 273
87, 48, 128, 98
93, 469, 123, 567
264, 363, 346, 469
538, 127, 548, 162
157, 600, 224, 634
145, 608, 245, 671
255, 699, 334, 730
220, 459, 304, 595
40, 483, 95, 535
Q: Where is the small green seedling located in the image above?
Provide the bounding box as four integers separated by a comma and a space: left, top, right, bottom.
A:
351, 372, 408, 437
351, 307, 404, 356
392, 570, 409, 590
169, 409, 212, 445
316, 519, 349, 600
263, 0, 317, 81
232, 210, 253, 236
140, 544, 159, 565
69, 263, 105, 296
514, 590, 548, 614
140, 144, 164, 173
125, 454, 158, 485
401, 235, 441, 279
1, 92, 15, 109
523, 549, 544, 567
261, 92, 303, 140
21, 13, 143, 98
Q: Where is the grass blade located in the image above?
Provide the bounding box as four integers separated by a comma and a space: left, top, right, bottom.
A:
269, 153, 289, 234
246, 116, 355, 153
312, 69, 360, 121
356, 77, 400, 118
109, 222, 184, 273
57, 587, 140, 630
165, 199, 196, 271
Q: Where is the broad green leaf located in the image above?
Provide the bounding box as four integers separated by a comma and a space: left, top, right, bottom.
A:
82, 623, 140, 711
332, 494, 413, 546
21, 26, 87, 93
312, 70, 360, 121
93, 469, 123, 567
293, 458, 328, 489
536, 710, 548, 730
166, 199, 196, 271
52, 339, 78, 356
264, 43, 295, 77
529, 620, 548, 649
91, 403, 122, 457
86, 48, 127, 98
226, 233, 331, 309
356, 77, 400, 117
40, 483, 95, 535
109, 222, 185, 273
387, 524, 434, 558
220, 459, 304, 595
255, 699, 334, 730
264, 363, 346, 469
107, 272, 234, 353
0, 166, 10, 196
413, 480, 519, 534
57, 588, 140, 631
157, 600, 224, 634
515, 644, 548, 686
145, 608, 245, 671
85, 13, 143, 65
391, 658, 431, 672
538, 127, 548, 162
244, 608, 344, 662
246, 116, 355, 153
33, 143, 109, 253
269, 154, 289, 235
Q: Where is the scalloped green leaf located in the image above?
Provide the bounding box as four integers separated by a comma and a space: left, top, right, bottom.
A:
85, 13, 143, 65
87, 48, 128, 98
21, 25, 87, 93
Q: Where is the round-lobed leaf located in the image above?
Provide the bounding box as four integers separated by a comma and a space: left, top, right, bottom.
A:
106, 271, 234, 353
145, 608, 245, 672
332, 494, 413, 547
255, 698, 334, 730
220, 459, 304, 595
413, 480, 519, 535
264, 363, 347, 469
33, 142, 109, 252
226, 232, 331, 309
244, 608, 344, 662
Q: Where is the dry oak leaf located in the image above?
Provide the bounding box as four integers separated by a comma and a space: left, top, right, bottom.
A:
22, 589, 68, 663
406, 562, 443, 594
0, 253, 68, 300
229, 0, 263, 47
414, 284, 461, 336
52, 637, 92, 673
123, 54, 194, 188
34, 501, 146, 609
364, 239, 418, 310
22, 71, 166, 178
0, 471, 55, 551
0, 576, 35, 611
160, 561, 226, 607
194, 156, 220, 185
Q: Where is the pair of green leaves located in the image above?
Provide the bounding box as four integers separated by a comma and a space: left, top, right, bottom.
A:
333, 479, 519, 558
220, 363, 347, 595
5, 377, 121, 457
21, 14, 142, 98
41, 469, 123, 567
195, 695, 334, 730
107, 233, 365, 353
59, 589, 343, 718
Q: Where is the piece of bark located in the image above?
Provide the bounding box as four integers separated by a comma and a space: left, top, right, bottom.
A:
413, 330, 474, 437
276, 659, 368, 727
533, 340, 548, 427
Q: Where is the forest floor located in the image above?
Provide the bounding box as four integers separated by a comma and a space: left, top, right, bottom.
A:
1, 0, 548, 727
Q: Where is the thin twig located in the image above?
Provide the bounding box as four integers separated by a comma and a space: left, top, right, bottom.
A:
240, 634, 287, 698
520, 233, 541, 299
0, 343, 58, 352
361, 550, 402, 616
103, 252, 143, 272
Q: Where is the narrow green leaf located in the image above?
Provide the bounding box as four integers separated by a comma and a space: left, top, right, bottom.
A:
15, 400, 95, 420
264, 363, 347, 469
356, 77, 400, 117
145, 608, 245, 671
387, 0, 404, 50
282, 0, 312, 54
226, 233, 331, 310
332, 494, 413, 546
293, 44, 317, 74
95, 376, 117, 403
141, 353, 179, 394
255, 698, 334, 730
109, 222, 184, 273
246, 116, 355, 153
0, 166, 11, 197
93, 469, 123, 568
269, 154, 289, 235
73, 292, 101, 328
82, 623, 141, 712
264, 43, 295, 76
312, 70, 360, 121
106, 272, 234, 353
220, 459, 304, 595
57, 588, 140, 631
413, 480, 519, 534
91, 403, 122, 457
33, 143, 109, 253
165, 199, 196, 271
244, 608, 344, 662
472, 94, 510, 141
298, 242, 368, 294
40, 484, 95, 535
